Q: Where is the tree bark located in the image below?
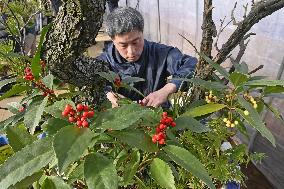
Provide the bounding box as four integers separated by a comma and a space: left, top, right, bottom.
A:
43, 0, 109, 107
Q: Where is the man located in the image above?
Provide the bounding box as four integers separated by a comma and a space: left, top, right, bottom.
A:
97, 7, 196, 108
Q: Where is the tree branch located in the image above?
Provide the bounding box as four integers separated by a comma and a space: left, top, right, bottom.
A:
214, 0, 284, 65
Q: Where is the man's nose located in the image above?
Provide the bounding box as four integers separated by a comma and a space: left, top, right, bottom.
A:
127, 45, 135, 56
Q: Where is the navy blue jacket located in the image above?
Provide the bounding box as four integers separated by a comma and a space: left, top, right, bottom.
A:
97, 39, 197, 101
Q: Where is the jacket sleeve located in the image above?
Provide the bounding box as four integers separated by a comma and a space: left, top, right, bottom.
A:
166, 47, 197, 90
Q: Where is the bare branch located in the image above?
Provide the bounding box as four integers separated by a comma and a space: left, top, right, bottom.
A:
214, 16, 233, 52
243, 3, 249, 19
249, 65, 264, 74
215, 0, 284, 65
20, 10, 41, 32
231, 2, 240, 25
179, 34, 198, 53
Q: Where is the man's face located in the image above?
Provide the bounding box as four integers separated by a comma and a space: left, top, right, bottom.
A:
112, 30, 144, 62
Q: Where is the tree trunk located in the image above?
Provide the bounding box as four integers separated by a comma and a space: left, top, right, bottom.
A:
43, 0, 109, 108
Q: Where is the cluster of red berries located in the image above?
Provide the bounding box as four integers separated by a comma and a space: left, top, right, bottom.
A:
24, 67, 34, 81
34, 80, 54, 96
61, 104, 94, 128
152, 112, 176, 145
24, 66, 54, 97
114, 76, 122, 88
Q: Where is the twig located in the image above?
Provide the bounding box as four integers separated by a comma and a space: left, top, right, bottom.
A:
243, 3, 249, 18
231, 2, 240, 26
178, 33, 198, 53
0, 107, 8, 110
20, 10, 41, 32
214, 16, 233, 52
248, 65, 264, 74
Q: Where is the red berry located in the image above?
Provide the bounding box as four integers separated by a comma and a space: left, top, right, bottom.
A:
19, 107, 25, 112
157, 132, 166, 140
65, 104, 72, 112
69, 117, 75, 122
159, 124, 167, 130
171, 122, 176, 127
76, 104, 84, 112
83, 105, 89, 111
82, 111, 89, 117
162, 112, 168, 118
62, 110, 69, 117
81, 116, 87, 121
158, 138, 166, 145
82, 120, 89, 127
152, 135, 158, 143
156, 127, 161, 133
77, 120, 82, 127
87, 111, 94, 118
25, 67, 32, 73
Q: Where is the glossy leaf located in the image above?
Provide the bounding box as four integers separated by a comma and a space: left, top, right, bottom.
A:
108, 129, 158, 152
84, 153, 118, 189
122, 76, 145, 84
229, 72, 249, 87
0, 84, 30, 101
44, 99, 75, 118
6, 125, 36, 152
42, 118, 70, 135
53, 126, 95, 173
199, 52, 229, 80
236, 96, 275, 146
244, 79, 284, 86
184, 103, 226, 118
42, 176, 71, 189
173, 78, 227, 91
0, 137, 54, 188
31, 24, 51, 80
174, 116, 210, 133
0, 77, 16, 91
94, 104, 152, 130
123, 150, 140, 185
163, 145, 215, 189
96, 71, 117, 83
24, 96, 48, 134
150, 158, 176, 189
42, 74, 54, 89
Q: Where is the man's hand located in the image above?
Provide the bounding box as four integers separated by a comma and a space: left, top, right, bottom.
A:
141, 83, 177, 107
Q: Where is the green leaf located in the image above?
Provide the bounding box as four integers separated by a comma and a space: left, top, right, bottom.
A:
45, 99, 75, 118
108, 129, 158, 152
236, 96, 275, 146
174, 116, 210, 133
42, 176, 71, 189
184, 103, 226, 118
0, 137, 54, 189
94, 104, 152, 130
53, 126, 95, 173
122, 76, 145, 83
0, 84, 30, 101
230, 58, 248, 74
229, 72, 249, 87
42, 118, 70, 136
123, 150, 140, 185
262, 101, 284, 125
9, 171, 43, 189
263, 86, 284, 95
150, 158, 176, 189
6, 102, 21, 114
31, 24, 52, 80
24, 96, 48, 134
68, 162, 84, 184
42, 74, 54, 89
199, 52, 229, 80
0, 113, 24, 134
84, 153, 118, 189
244, 79, 284, 86
163, 145, 215, 189
96, 71, 117, 83
6, 125, 36, 152
121, 84, 145, 98
0, 77, 16, 90
172, 78, 227, 91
